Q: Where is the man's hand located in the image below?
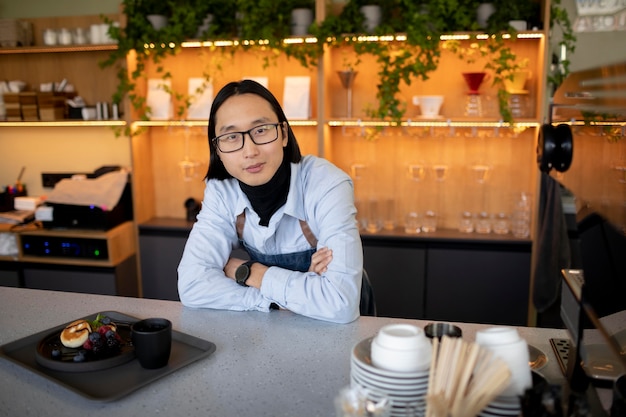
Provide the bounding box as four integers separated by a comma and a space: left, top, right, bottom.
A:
309, 247, 332, 274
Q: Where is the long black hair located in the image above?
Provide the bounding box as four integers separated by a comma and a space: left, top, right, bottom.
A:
205, 79, 302, 180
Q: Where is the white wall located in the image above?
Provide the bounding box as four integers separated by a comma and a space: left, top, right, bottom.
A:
557, 0, 626, 71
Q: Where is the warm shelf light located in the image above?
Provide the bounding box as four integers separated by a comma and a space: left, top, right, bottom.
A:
175, 32, 544, 50
132, 120, 318, 128
328, 120, 539, 128
0, 120, 126, 127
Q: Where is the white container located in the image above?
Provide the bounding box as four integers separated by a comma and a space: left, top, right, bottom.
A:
476, 3, 496, 28
360, 5, 382, 34
371, 324, 432, 372
412, 95, 444, 118
90, 24, 101, 44
58, 28, 72, 45
290, 8, 313, 36
147, 15, 169, 30
476, 327, 532, 397
43, 28, 57, 46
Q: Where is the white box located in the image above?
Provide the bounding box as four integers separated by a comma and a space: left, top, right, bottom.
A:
14, 196, 42, 211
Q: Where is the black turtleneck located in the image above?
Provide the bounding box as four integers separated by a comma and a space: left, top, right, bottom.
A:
239, 157, 291, 226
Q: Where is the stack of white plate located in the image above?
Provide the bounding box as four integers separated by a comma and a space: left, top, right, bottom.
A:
350, 337, 429, 417
478, 395, 521, 416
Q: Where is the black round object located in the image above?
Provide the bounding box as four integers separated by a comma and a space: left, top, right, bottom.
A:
424, 322, 463, 339
537, 123, 574, 173
554, 123, 573, 172
537, 123, 557, 173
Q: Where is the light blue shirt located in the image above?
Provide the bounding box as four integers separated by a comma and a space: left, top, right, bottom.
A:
177, 155, 363, 324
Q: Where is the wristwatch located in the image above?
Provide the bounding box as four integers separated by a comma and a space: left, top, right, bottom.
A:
235, 260, 256, 287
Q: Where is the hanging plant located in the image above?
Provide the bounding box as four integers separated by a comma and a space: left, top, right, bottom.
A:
548, 0, 576, 93
101, 0, 234, 135
310, 0, 485, 123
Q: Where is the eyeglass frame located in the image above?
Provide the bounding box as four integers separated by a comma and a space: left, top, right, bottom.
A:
211, 122, 284, 153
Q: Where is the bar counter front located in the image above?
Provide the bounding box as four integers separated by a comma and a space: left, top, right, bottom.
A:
0, 287, 570, 417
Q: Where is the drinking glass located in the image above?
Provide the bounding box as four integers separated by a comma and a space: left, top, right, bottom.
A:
405, 212, 421, 234
421, 210, 437, 233
459, 211, 474, 233
475, 212, 491, 234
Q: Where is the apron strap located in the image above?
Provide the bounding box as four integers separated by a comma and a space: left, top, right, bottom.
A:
236, 212, 318, 248
299, 219, 318, 248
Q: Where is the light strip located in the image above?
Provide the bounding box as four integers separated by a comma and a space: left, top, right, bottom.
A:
179, 32, 543, 50
132, 120, 317, 128
0, 120, 126, 127
328, 120, 540, 128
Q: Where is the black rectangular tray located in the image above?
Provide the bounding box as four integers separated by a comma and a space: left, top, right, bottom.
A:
0, 311, 216, 402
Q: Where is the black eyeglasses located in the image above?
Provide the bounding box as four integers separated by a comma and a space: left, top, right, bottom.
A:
212, 123, 281, 153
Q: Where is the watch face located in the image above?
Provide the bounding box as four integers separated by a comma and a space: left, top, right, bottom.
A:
235, 264, 250, 285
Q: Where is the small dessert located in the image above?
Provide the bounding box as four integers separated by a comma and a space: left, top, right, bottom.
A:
60, 319, 92, 348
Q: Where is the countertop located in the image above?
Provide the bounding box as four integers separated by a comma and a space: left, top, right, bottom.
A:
0, 287, 568, 417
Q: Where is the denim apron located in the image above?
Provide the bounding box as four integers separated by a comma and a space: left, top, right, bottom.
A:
235, 212, 375, 316
235, 212, 317, 272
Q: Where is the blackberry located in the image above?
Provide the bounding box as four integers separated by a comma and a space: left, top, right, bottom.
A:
107, 337, 120, 349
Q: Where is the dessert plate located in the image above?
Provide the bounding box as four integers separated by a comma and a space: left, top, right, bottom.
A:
35, 322, 135, 372
0, 311, 216, 402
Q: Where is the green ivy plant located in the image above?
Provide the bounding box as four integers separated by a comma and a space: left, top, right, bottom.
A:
101, 0, 234, 135
548, 0, 577, 93
103, 0, 575, 132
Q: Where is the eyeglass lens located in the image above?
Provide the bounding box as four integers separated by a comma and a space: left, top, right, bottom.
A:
215, 123, 279, 153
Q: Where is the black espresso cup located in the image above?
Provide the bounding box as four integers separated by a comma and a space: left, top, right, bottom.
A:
131, 318, 172, 369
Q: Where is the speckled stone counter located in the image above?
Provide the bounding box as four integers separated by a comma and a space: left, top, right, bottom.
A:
0, 287, 568, 417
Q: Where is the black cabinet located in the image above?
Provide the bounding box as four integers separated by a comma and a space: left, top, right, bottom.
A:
138, 220, 190, 301
362, 231, 531, 325
22, 256, 138, 297
424, 244, 531, 325
139, 219, 532, 325
363, 238, 426, 319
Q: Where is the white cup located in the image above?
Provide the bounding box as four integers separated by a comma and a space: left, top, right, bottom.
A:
81, 107, 97, 120
43, 29, 57, 46
475, 327, 532, 397
90, 24, 101, 44
58, 28, 72, 45
412, 95, 444, 117
291, 8, 313, 36
360, 5, 382, 33
371, 324, 432, 372
509, 20, 527, 31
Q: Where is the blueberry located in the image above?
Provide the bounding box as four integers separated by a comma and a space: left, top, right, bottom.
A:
51, 349, 61, 359
73, 351, 86, 362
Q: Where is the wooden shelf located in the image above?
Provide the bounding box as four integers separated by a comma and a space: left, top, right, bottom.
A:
0, 44, 118, 55
0, 120, 125, 127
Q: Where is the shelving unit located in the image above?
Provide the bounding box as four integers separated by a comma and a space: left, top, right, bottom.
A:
0, 6, 551, 323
